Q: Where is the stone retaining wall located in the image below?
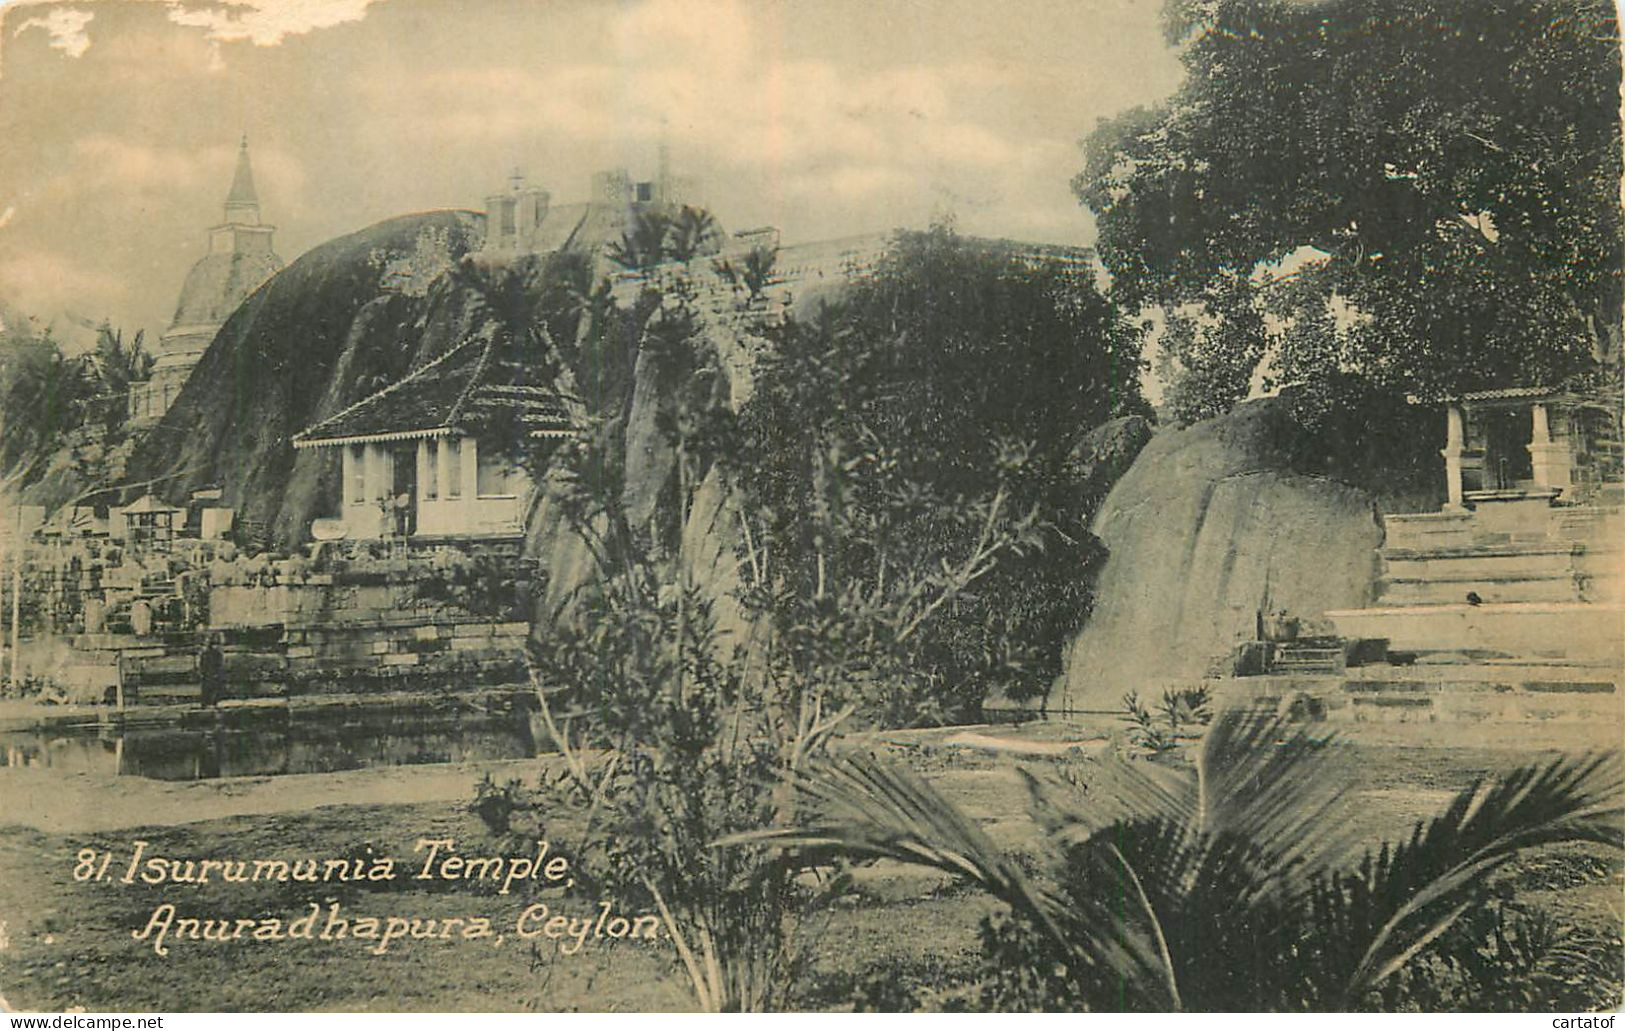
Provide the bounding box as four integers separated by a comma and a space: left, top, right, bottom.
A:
66, 617, 530, 703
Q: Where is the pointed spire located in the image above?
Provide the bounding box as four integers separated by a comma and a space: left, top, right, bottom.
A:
224, 134, 260, 224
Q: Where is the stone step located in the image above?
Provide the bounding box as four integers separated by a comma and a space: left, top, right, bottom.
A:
1270, 644, 1345, 675
1326, 601, 1625, 664
1215, 672, 1623, 724
1378, 575, 1587, 606
1385, 502, 1621, 554
1383, 541, 1587, 561
1381, 548, 1615, 592
1347, 660, 1620, 683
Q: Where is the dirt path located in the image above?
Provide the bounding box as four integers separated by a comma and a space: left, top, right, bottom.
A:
0, 758, 541, 834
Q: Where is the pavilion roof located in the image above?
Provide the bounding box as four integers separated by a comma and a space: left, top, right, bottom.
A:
1453, 385, 1554, 402
121, 494, 181, 515
292, 335, 572, 449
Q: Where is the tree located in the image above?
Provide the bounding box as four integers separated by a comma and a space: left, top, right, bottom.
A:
733, 707, 1623, 1010
0, 327, 93, 488
607, 208, 677, 271
88, 324, 154, 434
493, 271, 849, 1011
1076, 0, 1623, 423
733, 227, 1146, 721
486, 225, 1145, 1006
434, 252, 591, 465
667, 205, 721, 263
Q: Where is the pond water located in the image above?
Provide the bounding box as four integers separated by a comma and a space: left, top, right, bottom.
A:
0, 709, 547, 781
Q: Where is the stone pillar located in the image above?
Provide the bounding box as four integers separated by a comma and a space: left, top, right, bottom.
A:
437, 437, 453, 500
367, 445, 392, 503
1527, 402, 1572, 494
460, 437, 480, 501
415, 440, 431, 500
341, 446, 357, 505
1441, 404, 1465, 509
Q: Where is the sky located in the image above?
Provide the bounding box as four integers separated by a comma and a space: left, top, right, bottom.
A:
0, 0, 1185, 344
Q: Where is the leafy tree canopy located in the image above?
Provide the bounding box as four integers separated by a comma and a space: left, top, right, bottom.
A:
1, 318, 154, 500
734, 227, 1147, 720
1077, 0, 1623, 422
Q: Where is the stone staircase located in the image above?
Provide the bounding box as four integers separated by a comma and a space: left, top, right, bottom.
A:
1375, 500, 1621, 608
1268, 641, 1346, 676
1309, 494, 1623, 722
1328, 496, 1623, 665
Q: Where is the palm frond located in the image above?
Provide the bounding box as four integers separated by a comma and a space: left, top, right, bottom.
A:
721, 752, 1196, 1009
1065, 835, 1185, 1009
1022, 751, 1195, 845
1195, 706, 1355, 886
722, 752, 1047, 908
1341, 750, 1623, 1001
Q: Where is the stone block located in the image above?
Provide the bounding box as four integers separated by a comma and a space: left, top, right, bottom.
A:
381, 652, 420, 666
133, 655, 196, 675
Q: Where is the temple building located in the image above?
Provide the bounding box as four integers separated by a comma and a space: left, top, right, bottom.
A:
129, 136, 284, 422
479, 147, 704, 261
291, 336, 572, 540
1326, 380, 1623, 671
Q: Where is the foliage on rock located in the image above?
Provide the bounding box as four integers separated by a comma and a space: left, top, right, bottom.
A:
733, 227, 1147, 719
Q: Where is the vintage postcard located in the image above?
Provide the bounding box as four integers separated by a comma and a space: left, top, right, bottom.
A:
0, 0, 1620, 1015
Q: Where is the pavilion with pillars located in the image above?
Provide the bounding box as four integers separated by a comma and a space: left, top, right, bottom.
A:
1440, 384, 1623, 508
1324, 381, 1623, 673
292, 337, 573, 540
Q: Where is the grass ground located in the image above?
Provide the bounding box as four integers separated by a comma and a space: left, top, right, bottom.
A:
0, 723, 1619, 1012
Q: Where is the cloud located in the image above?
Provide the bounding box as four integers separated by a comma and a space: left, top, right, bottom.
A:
0, 0, 381, 74
357, 0, 1097, 245
73, 134, 217, 189
12, 6, 92, 57
0, 249, 125, 317
57, 135, 309, 212
164, 0, 383, 46
0, 0, 1183, 336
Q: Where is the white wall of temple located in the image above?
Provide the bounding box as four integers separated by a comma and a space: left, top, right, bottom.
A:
333, 436, 528, 539
339, 441, 389, 538
416, 435, 529, 536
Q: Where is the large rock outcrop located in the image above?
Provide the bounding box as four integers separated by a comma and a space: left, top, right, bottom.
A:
124, 212, 486, 546
1055, 397, 1385, 712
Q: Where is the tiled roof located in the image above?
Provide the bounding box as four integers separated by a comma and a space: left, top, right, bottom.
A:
292, 335, 572, 448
